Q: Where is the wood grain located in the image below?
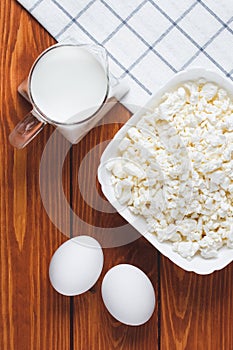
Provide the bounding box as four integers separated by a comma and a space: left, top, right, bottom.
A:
0, 1, 70, 350
160, 257, 233, 350
71, 104, 159, 350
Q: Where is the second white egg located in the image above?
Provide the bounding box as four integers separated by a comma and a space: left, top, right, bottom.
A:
101, 264, 155, 326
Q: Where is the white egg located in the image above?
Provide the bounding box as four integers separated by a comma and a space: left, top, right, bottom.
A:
49, 236, 104, 296
101, 264, 155, 326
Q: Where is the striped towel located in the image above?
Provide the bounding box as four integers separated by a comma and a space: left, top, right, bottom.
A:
17, 0, 233, 109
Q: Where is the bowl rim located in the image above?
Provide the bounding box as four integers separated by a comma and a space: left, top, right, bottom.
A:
98, 67, 233, 275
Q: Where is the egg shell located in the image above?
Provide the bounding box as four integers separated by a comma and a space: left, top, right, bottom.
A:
49, 236, 104, 296
101, 264, 155, 326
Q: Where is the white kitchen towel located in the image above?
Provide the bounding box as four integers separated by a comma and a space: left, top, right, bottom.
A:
17, 0, 233, 110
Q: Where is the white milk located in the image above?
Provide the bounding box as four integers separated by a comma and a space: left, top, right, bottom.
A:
30, 45, 108, 124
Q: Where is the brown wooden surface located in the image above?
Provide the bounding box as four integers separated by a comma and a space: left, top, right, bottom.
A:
1, 1, 233, 350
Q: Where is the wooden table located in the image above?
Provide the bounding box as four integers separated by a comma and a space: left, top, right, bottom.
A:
1, 1, 233, 349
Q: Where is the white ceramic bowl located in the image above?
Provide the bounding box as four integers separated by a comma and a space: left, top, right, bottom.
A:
98, 68, 233, 275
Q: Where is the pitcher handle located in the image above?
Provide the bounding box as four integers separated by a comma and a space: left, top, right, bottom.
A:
9, 111, 45, 149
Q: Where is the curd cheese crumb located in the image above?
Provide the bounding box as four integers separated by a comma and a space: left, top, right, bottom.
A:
106, 79, 233, 259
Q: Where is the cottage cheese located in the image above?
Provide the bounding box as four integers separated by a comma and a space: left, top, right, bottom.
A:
106, 80, 233, 259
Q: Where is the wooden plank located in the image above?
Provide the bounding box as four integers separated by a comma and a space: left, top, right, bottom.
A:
71, 104, 159, 350
160, 257, 233, 350
0, 2, 71, 350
